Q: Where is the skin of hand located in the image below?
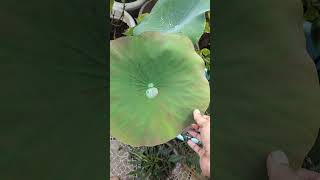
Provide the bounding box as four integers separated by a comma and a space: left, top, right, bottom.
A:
187, 109, 210, 177
267, 151, 320, 180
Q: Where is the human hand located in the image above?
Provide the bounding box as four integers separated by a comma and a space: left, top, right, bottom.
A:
187, 109, 210, 177
267, 151, 320, 180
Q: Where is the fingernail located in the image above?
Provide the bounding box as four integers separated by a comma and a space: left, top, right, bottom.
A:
194, 109, 201, 114
176, 134, 184, 141
191, 138, 200, 144
270, 151, 289, 166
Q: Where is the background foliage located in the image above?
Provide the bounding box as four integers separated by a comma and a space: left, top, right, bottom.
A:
1, 0, 107, 179
213, 0, 320, 179
302, 0, 320, 172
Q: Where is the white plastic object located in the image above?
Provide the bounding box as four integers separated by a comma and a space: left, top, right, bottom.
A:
114, 0, 147, 12
110, 7, 136, 28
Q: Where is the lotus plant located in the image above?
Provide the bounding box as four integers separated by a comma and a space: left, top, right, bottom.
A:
110, 0, 210, 146
110, 32, 210, 146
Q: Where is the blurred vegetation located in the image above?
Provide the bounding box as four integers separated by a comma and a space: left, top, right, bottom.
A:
171, 139, 202, 176
128, 143, 179, 179
303, 129, 320, 173
303, 0, 320, 22
302, 0, 320, 173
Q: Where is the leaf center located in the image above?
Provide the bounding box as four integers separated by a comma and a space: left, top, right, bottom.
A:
146, 83, 158, 99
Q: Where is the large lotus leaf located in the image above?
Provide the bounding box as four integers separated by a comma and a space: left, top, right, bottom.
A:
213, 0, 320, 179
133, 0, 210, 44
0, 0, 106, 179
110, 32, 210, 146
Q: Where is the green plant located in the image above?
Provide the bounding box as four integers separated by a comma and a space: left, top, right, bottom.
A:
197, 48, 210, 71
111, 0, 210, 148
128, 144, 181, 179
171, 140, 202, 175
213, 0, 320, 179
304, 5, 320, 22
136, 13, 150, 24
303, 0, 320, 22
110, 32, 210, 146
110, 0, 114, 10
204, 11, 210, 33
132, 0, 210, 43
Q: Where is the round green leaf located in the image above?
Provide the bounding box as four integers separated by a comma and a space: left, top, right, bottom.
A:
110, 32, 210, 146
133, 0, 210, 44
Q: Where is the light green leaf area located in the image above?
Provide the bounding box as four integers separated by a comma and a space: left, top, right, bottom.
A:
213, 0, 320, 179
110, 0, 114, 11
123, 27, 134, 36
201, 48, 210, 57
111, 32, 210, 146
136, 13, 150, 24
204, 21, 210, 33
133, 0, 210, 44
205, 11, 210, 33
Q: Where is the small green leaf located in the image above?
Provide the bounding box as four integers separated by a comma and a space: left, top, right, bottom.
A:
201, 48, 210, 56
168, 154, 183, 163
123, 27, 134, 36
204, 21, 210, 33
204, 12, 210, 33
136, 13, 150, 24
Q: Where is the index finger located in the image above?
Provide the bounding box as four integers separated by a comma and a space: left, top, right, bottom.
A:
187, 140, 205, 157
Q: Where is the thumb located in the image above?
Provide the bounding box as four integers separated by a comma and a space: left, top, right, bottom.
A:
267, 151, 300, 180
193, 109, 207, 127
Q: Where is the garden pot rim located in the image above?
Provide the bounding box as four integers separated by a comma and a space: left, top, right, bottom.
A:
114, 0, 147, 12
110, 7, 136, 28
